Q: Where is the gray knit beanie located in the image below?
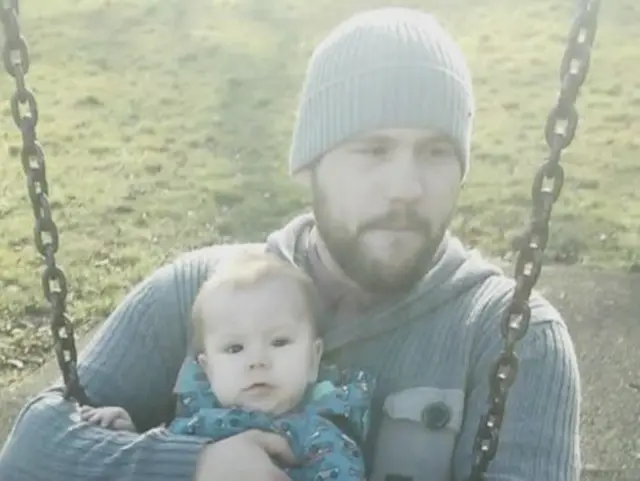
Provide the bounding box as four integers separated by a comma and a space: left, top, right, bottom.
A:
289, 7, 475, 181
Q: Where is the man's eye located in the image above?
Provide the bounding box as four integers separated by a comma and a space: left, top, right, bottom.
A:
365, 145, 388, 156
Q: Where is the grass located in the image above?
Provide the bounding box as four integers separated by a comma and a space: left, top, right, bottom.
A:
0, 0, 638, 384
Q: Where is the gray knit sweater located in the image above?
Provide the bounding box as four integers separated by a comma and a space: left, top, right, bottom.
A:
0, 214, 581, 480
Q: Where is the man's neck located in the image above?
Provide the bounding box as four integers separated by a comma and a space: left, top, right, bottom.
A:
306, 227, 378, 319
310, 227, 376, 303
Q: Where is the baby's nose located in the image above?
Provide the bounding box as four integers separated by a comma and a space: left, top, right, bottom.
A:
247, 348, 270, 369
249, 358, 267, 369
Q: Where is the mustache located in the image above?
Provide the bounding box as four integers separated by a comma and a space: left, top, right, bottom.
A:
359, 210, 432, 233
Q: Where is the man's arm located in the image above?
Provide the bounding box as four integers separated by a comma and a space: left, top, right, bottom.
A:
453, 294, 581, 481
0, 251, 216, 481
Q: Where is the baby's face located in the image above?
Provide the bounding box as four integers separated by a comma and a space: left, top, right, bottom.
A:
197, 277, 323, 415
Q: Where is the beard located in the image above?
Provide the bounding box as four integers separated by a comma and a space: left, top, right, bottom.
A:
311, 180, 448, 296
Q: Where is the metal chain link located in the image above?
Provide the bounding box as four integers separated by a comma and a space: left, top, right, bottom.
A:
466, 1, 600, 480
1, 0, 90, 405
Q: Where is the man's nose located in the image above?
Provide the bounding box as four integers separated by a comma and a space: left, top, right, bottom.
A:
385, 149, 423, 204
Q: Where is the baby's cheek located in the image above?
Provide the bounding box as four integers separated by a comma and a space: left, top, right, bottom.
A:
283, 382, 309, 409
210, 376, 238, 406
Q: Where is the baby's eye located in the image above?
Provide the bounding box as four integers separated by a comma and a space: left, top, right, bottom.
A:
272, 337, 292, 347
224, 344, 243, 354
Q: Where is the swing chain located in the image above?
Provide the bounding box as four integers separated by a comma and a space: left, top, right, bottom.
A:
1, 0, 89, 405
467, 1, 600, 479
2, 0, 601, 472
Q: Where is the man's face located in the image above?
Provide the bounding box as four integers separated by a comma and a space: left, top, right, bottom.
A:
311, 128, 462, 295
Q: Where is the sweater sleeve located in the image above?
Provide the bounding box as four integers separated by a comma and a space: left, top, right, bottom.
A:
0, 253, 216, 481
453, 296, 581, 481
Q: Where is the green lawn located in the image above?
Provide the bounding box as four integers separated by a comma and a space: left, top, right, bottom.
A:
0, 0, 638, 383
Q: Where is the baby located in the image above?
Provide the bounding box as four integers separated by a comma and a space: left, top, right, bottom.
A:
79, 249, 373, 481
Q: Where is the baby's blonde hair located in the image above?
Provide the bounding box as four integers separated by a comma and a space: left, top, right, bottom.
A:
189, 249, 322, 354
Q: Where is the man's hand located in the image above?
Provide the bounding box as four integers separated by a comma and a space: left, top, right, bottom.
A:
194, 429, 297, 481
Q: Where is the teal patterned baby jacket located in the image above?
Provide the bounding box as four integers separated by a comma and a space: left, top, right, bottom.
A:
169, 357, 374, 481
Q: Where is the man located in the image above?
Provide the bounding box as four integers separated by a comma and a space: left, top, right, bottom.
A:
0, 7, 580, 481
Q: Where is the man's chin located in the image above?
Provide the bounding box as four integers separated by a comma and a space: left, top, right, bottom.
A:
360, 244, 426, 271
360, 230, 424, 253
351, 261, 425, 294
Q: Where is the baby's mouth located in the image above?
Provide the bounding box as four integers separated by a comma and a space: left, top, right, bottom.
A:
245, 382, 272, 391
